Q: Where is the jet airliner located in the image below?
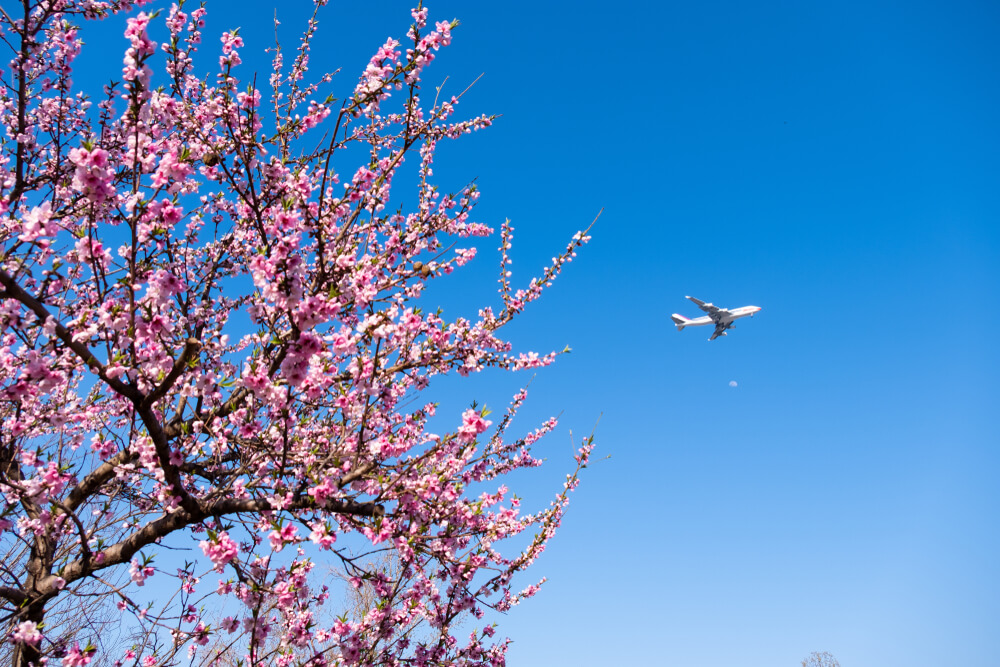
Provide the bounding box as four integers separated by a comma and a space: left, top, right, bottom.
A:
671, 296, 761, 341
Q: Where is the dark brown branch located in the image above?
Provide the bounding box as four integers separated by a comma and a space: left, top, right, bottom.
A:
58, 495, 385, 588
0, 586, 27, 606
49, 501, 93, 569
63, 450, 136, 513
136, 403, 199, 516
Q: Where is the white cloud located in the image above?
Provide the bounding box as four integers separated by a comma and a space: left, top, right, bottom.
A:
728, 380, 738, 388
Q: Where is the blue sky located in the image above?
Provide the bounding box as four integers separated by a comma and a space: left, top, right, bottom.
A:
72, 1, 1000, 664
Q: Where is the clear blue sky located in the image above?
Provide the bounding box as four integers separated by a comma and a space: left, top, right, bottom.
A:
73, 1, 999, 665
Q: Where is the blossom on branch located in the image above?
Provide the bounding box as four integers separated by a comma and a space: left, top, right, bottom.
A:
0, 1, 595, 665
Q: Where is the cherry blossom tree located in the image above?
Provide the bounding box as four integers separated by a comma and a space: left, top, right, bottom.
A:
801, 651, 841, 667
0, 1, 594, 665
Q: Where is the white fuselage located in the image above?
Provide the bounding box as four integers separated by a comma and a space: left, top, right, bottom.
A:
682, 305, 761, 327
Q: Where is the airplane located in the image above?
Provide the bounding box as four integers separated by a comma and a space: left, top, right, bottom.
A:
671, 296, 762, 341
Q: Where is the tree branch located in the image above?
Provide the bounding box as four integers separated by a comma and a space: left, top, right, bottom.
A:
0, 586, 27, 606
57, 495, 385, 588
63, 449, 136, 513
0, 268, 142, 402
140, 337, 202, 410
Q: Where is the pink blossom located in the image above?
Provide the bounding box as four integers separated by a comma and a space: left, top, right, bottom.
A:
200, 531, 239, 571
268, 523, 298, 552
221, 31, 243, 54
353, 38, 401, 105
62, 643, 93, 666
457, 409, 492, 443
351, 165, 377, 189
151, 150, 194, 188
236, 88, 261, 109
122, 13, 156, 83
308, 521, 336, 550
309, 478, 336, 506
129, 559, 154, 586
10, 621, 42, 646
18, 201, 56, 242
69, 147, 116, 203
280, 331, 322, 387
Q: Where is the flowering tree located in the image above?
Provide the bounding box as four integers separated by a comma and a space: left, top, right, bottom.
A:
0, 1, 594, 665
801, 651, 841, 667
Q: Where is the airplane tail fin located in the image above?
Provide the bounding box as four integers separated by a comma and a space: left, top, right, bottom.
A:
670, 314, 689, 331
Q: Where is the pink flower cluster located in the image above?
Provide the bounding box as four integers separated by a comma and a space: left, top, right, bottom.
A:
280, 331, 323, 387
405, 20, 454, 84
69, 146, 115, 204
62, 643, 94, 667
10, 621, 42, 647
199, 531, 240, 571
220, 30, 243, 67
354, 38, 401, 106
150, 148, 194, 190
17, 201, 56, 243
129, 559, 155, 586
268, 523, 299, 552
21, 461, 72, 504
122, 13, 156, 84
457, 409, 492, 443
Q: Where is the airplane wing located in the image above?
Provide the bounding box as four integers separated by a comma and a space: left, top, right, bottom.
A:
686, 296, 727, 320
